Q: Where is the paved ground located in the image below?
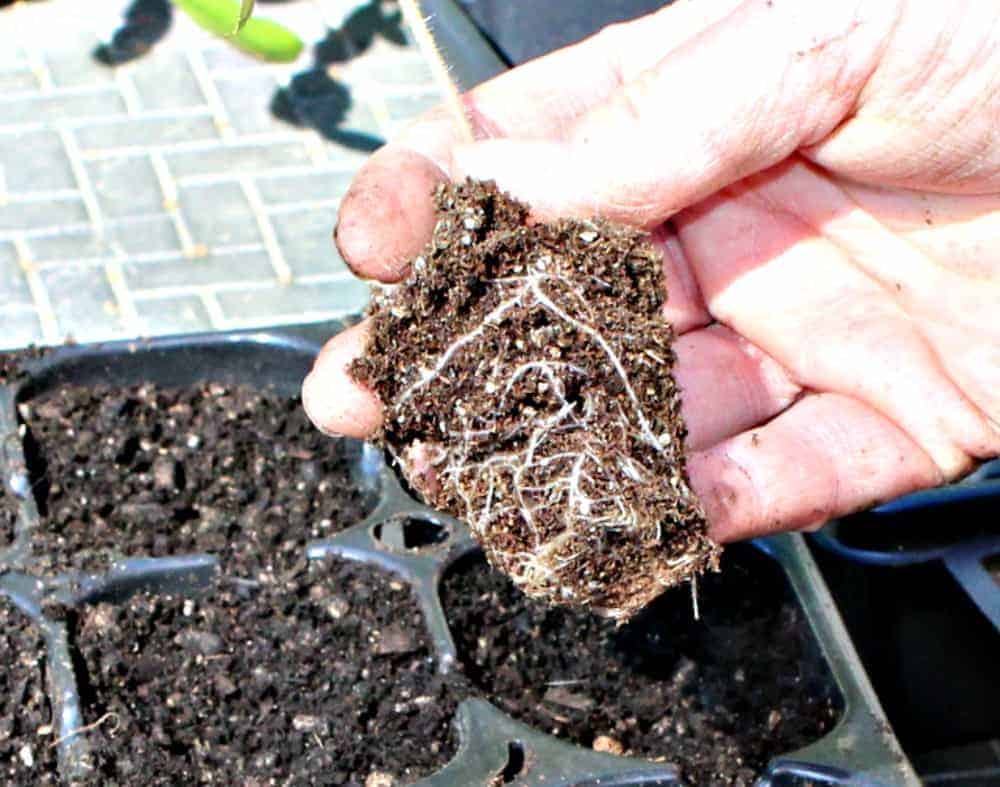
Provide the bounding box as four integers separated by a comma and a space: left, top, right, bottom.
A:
0, 0, 442, 349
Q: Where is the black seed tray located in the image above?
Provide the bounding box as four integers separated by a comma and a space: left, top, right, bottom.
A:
810, 473, 1000, 784
0, 322, 917, 786
812, 464, 1000, 633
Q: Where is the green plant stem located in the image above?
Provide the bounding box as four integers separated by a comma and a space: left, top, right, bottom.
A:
398, 0, 474, 143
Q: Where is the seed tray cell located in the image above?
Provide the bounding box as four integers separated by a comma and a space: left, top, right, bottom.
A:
0, 323, 916, 785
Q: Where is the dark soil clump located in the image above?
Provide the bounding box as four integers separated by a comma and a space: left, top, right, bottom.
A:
74, 558, 462, 785
353, 180, 718, 620
441, 545, 841, 786
0, 599, 59, 786
19, 382, 372, 576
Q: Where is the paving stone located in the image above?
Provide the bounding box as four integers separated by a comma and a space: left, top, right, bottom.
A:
0, 129, 75, 193
384, 90, 440, 128
269, 207, 345, 278
347, 48, 433, 87
27, 230, 112, 263
75, 113, 218, 152
39, 265, 128, 342
346, 96, 383, 139
0, 241, 31, 305
180, 181, 261, 247
135, 295, 213, 335
214, 72, 285, 136
129, 52, 207, 111
123, 250, 275, 291
217, 276, 369, 321
0, 89, 125, 124
0, 47, 26, 71
0, 199, 88, 233
201, 44, 268, 73
255, 169, 354, 204
167, 140, 312, 178
45, 40, 116, 88
28, 215, 181, 262
0, 0, 441, 340
85, 155, 163, 219
0, 308, 43, 350
324, 141, 369, 169
0, 67, 39, 93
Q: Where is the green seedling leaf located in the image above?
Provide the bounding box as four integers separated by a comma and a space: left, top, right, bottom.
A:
172, 0, 303, 63
237, 0, 254, 32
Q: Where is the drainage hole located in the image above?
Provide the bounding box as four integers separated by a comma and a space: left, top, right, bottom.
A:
373, 517, 449, 551
500, 741, 526, 784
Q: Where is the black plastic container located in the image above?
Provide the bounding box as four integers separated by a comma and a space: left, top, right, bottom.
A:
812, 472, 1000, 633
0, 323, 917, 785
811, 477, 1000, 785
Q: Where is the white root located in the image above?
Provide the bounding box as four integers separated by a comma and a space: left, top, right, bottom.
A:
392, 264, 707, 612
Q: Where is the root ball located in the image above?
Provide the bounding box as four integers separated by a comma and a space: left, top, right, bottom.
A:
352, 180, 720, 620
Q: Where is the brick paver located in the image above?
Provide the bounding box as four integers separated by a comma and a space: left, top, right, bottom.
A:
0, 0, 443, 348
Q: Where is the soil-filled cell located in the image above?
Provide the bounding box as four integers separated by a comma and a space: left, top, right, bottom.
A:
441, 544, 842, 786
18, 382, 375, 576
72, 558, 462, 785
1, 599, 59, 786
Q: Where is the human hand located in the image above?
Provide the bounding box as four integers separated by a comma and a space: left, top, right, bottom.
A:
303, 0, 1000, 543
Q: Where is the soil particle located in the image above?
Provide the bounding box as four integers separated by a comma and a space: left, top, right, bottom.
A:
353, 180, 719, 620
0, 599, 59, 786
17, 382, 373, 577
74, 558, 462, 786
592, 735, 624, 755
441, 545, 841, 786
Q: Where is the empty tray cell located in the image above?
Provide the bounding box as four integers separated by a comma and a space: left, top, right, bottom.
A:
441, 543, 843, 786
70, 558, 461, 785
987, 554, 1000, 588
812, 549, 1000, 767
17, 381, 376, 577
1, 598, 58, 785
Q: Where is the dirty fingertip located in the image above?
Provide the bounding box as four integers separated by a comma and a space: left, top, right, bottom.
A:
302, 328, 383, 440
335, 147, 446, 283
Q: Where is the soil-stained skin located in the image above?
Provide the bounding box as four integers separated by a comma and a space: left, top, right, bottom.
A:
17, 382, 372, 577
441, 545, 841, 786
73, 559, 464, 786
354, 179, 719, 620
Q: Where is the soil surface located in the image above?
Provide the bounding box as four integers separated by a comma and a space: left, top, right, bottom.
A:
987, 554, 1000, 587
354, 180, 718, 619
19, 382, 373, 577
0, 599, 59, 786
441, 544, 841, 786
73, 558, 462, 786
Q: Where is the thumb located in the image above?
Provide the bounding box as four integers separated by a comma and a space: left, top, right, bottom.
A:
453, 0, 899, 226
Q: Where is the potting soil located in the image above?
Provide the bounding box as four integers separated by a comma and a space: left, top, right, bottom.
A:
0, 599, 59, 786
442, 545, 841, 786
72, 558, 461, 786
18, 382, 371, 576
